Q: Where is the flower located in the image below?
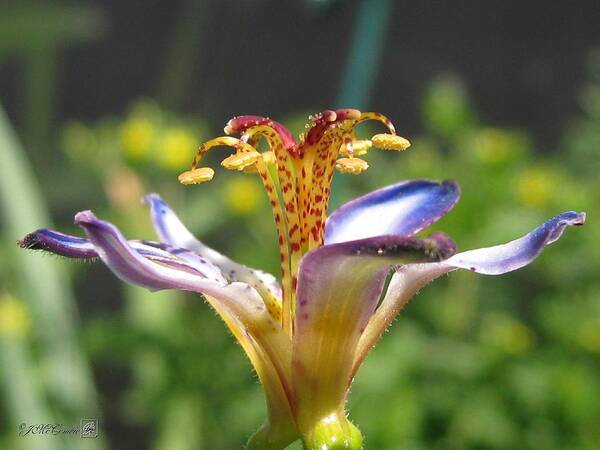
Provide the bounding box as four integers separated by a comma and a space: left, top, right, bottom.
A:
120, 117, 155, 160
19, 109, 585, 450
0, 294, 31, 338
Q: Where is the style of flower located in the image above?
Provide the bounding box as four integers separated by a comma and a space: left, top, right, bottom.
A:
20, 109, 585, 450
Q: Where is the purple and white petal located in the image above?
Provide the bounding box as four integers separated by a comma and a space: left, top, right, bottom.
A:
445, 211, 586, 275
144, 193, 282, 299
73, 211, 291, 398
292, 233, 456, 422
324, 179, 460, 245
19, 228, 228, 283
19, 228, 97, 258
353, 210, 586, 376
75, 210, 230, 290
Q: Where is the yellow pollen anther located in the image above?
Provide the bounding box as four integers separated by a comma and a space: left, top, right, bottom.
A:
178, 167, 215, 185
372, 133, 411, 151
221, 151, 261, 171
242, 151, 277, 173
340, 139, 372, 156
335, 157, 369, 174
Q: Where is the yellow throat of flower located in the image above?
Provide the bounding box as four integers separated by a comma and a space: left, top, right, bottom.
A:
178, 109, 410, 335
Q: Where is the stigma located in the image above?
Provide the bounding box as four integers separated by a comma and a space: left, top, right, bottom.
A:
178, 109, 410, 333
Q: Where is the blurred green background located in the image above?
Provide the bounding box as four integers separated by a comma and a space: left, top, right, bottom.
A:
1, 1, 599, 449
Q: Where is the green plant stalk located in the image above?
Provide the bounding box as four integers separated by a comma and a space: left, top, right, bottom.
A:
156, 0, 211, 111
0, 105, 105, 450
0, 336, 60, 450
332, 0, 392, 208
24, 46, 57, 162
335, 0, 393, 110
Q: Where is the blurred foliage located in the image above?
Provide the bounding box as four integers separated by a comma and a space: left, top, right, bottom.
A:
2, 18, 600, 450
347, 70, 600, 450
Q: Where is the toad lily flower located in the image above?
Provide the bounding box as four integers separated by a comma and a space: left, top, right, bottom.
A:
20, 109, 585, 450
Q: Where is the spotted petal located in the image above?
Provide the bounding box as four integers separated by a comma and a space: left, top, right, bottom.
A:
144, 194, 282, 301
324, 179, 460, 245
292, 233, 456, 427
353, 211, 586, 376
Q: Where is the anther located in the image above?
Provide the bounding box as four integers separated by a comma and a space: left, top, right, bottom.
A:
221, 151, 261, 171
178, 167, 215, 185
335, 157, 369, 174
372, 134, 411, 151
340, 140, 372, 156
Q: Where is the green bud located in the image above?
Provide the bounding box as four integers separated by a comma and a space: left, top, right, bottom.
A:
302, 413, 363, 450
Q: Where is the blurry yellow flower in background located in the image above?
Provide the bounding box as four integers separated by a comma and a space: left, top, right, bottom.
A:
159, 127, 197, 170
223, 177, 262, 215
516, 166, 557, 208
0, 294, 31, 339
471, 128, 528, 166
480, 313, 535, 356
577, 319, 600, 353
120, 117, 155, 160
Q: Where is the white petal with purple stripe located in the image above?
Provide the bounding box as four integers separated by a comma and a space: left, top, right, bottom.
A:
324, 179, 460, 245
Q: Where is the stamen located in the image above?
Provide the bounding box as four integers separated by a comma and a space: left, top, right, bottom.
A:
182, 109, 411, 337
335, 157, 369, 174
254, 156, 296, 336
306, 119, 358, 248
241, 151, 276, 174
340, 139, 372, 156
191, 136, 256, 169
224, 115, 296, 152
222, 151, 261, 171
357, 111, 396, 134
372, 134, 411, 151
178, 167, 215, 185
242, 124, 303, 336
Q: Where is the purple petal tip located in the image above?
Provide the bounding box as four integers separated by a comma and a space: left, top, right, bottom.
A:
142, 193, 162, 204
17, 229, 46, 250
446, 210, 586, 275
74, 210, 98, 225
17, 228, 97, 258
573, 211, 586, 225
427, 232, 458, 260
